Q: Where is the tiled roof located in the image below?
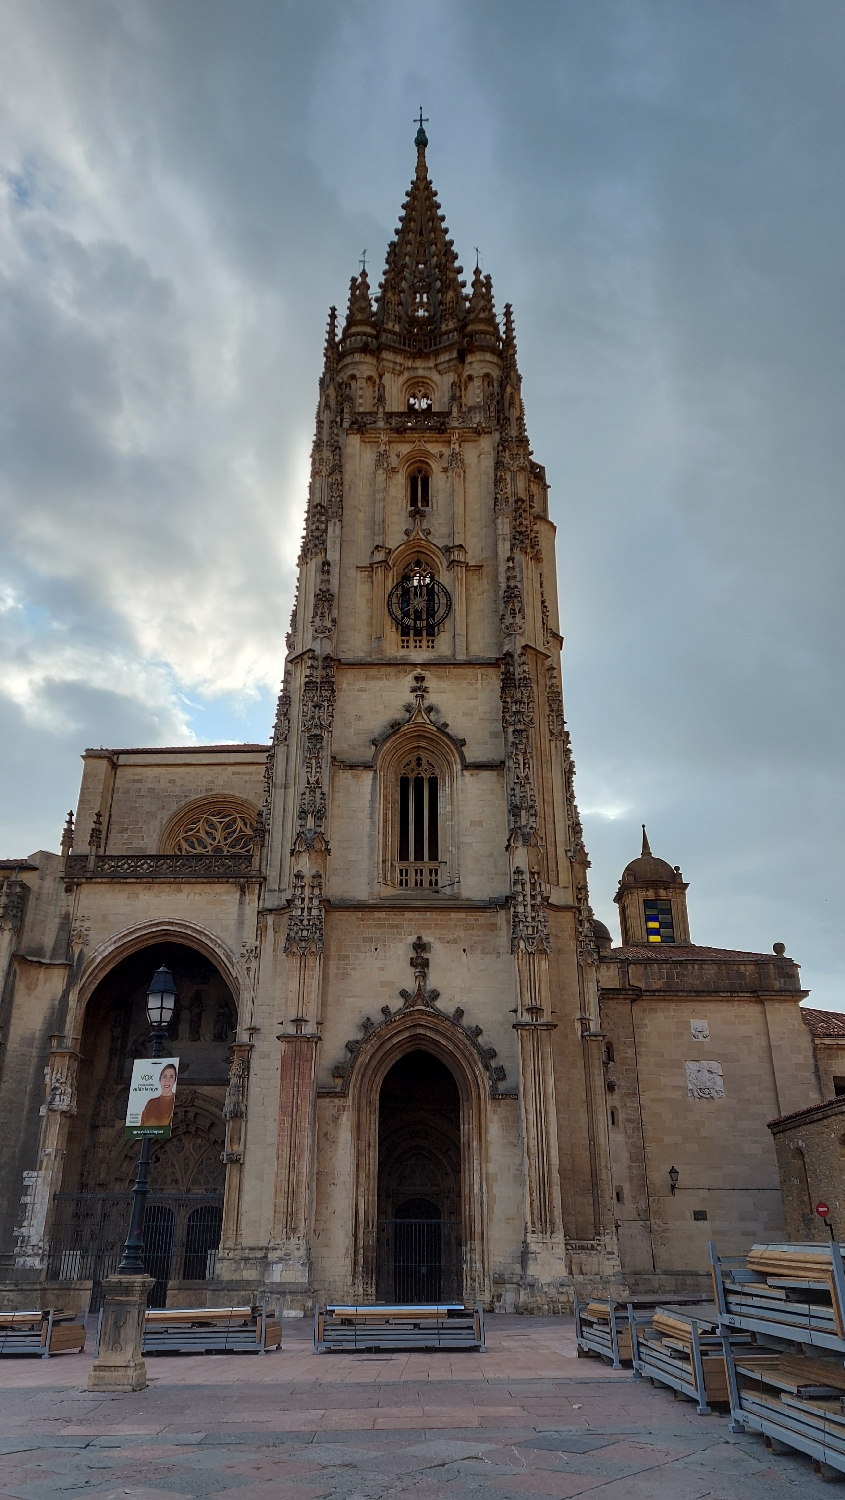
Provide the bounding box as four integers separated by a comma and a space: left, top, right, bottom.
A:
769, 1095, 845, 1129
608, 944, 780, 962
801, 1007, 845, 1037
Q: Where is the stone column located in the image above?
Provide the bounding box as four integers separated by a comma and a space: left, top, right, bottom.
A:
14, 1034, 80, 1272
0, 878, 26, 997
371, 548, 390, 656
87, 1273, 153, 1392
269, 1027, 320, 1292
449, 437, 467, 657
218, 1041, 254, 1255
447, 547, 467, 660
510, 869, 569, 1292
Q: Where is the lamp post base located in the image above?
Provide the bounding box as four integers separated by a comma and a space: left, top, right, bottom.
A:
87, 1273, 154, 1392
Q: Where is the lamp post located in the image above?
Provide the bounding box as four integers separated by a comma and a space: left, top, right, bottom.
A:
668, 1165, 680, 1197
118, 966, 177, 1275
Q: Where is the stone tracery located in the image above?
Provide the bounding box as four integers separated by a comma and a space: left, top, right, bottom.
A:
162, 799, 258, 856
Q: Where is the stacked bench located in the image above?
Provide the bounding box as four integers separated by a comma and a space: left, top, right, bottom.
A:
574, 1293, 710, 1372
574, 1297, 634, 1367
712, 1240, 845, 1481
138, 1305, 281, 1355
631, 1302, 753, 1414
314, 1303, 485, 1352
0, 1309, 85, 1358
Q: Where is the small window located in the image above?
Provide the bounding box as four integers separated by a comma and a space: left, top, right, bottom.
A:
693, 1209, 708, 1222
834, 1077, 845, 1097
398, 755, 440, 889
408, 466, 431, 509
644, 899, 675, 944
609, 1108, 619, 1128
604, 1041, 615, 1065
615, 1188, 624, 1205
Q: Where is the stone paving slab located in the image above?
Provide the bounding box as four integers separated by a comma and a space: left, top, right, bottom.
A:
0, 1317, 837, 1495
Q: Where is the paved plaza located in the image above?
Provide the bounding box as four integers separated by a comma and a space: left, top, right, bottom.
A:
0, 1316, 836, 1498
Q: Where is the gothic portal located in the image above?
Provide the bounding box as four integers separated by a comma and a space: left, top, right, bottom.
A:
0, 125, 823, 1314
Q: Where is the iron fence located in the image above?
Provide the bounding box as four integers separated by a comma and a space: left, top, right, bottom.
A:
47, 1192, 223, 1309
377, 1218, 461, 1303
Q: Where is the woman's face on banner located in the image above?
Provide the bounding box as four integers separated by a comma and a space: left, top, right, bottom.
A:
159, 1065, 177, 1097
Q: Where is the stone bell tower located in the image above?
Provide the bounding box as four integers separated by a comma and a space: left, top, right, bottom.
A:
233, 121, 619, 1311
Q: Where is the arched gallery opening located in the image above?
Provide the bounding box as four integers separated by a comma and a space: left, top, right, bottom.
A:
49, 941, 237, 1308
376, 1049, 462, 1302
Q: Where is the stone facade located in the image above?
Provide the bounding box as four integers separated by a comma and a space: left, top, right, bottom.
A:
0, 129, 828, 1316
801, 1009, 845, 1104
769, 1095, 845, 1243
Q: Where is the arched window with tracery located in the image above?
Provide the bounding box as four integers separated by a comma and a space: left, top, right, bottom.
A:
398, 753, 440, 888
407, 387, 433, 413
387, 558, 451, 651
378, 731, 458, 895
408, 465, 431, 510
160, 797, 258, 855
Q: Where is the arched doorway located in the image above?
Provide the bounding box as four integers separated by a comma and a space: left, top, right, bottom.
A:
376, 1050, 461, 1302
49, 941, 236, 1308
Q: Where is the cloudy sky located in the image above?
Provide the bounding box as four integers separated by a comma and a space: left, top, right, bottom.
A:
1, 1, 843, 1004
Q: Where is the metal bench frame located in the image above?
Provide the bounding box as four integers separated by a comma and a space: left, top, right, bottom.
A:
314, 1303, 485, 1353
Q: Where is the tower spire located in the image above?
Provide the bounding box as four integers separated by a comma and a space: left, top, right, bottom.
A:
374, 124, 466, 345
414, 106, 429, 167
641, 824, 651, 856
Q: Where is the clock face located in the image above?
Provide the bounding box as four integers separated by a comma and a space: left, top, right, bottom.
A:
388, 566, 452, 641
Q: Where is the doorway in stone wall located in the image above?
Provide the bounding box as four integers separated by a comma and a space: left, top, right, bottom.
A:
48, 940, 234, 1308
375, 1050, 462, 1302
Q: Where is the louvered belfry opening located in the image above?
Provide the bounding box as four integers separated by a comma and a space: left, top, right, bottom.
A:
398, 755, 439, 888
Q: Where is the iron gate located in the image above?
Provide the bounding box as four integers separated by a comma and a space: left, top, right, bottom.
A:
377, 1219, 461, 1302
47, 1193, 223, 1309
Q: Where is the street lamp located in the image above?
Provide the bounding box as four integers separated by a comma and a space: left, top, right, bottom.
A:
118, 967, 178, 1275
668, 1165, 680, 1197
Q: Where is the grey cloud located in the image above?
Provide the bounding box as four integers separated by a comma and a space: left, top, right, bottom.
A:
0, 0, 842, 1004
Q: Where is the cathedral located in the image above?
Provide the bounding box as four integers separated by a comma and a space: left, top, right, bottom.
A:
0, 126, 825, 1316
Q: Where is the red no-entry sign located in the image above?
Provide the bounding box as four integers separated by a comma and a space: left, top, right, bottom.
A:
817, 1202, 830, 1218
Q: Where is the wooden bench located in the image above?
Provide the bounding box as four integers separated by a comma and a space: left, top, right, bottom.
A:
0, 1310, 86, 1358
133, 1306, 280, 1355
314, 1303, 485, 1353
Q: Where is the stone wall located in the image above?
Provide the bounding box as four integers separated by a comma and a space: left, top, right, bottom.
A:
770, 1097, 845, 1243
600, 946, 821, 1278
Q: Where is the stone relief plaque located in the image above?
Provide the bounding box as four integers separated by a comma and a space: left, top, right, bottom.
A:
685, 1060, 724, 1099
690, 1019, 710, 1041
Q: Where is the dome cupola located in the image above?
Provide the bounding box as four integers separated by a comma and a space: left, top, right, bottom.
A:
614, 827, 691, 946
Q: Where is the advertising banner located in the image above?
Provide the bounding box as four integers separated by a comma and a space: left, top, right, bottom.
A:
125, 1057, 179, 1139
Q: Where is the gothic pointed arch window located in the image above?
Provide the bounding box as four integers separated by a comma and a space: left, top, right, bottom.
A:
387, 556, 451, 651
408, 465, 430, 510
378, 731, 459, 894
398, 752, 440, 888
407, 387, 433, 413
